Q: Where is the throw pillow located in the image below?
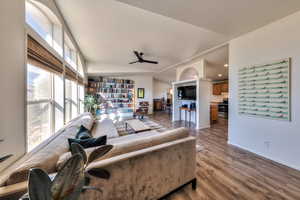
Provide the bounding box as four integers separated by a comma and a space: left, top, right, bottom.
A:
76, 125, 92, 140
68, 135, 107, 149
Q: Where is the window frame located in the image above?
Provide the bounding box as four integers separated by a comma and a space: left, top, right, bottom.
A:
78, 84, 85, 114
64, 79, 80, 123
25, 0, 86, 152
64, 32, 78, 70
26, 64, 54, 151
26, 0, 63, 57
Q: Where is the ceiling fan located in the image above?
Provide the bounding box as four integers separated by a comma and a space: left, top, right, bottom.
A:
129, 51, 159, 64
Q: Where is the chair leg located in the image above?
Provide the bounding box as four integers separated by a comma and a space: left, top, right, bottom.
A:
192, 178, 197, 190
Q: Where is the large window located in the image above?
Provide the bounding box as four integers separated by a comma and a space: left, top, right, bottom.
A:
27, 64, 66, 151
54, 75, 64, 132
79, 85, 85, 114
78, 55, 84, 77
65, 79, 79, 122
64, 33, 77, 69
26, 0, 86, 152
26, 0, 63, 56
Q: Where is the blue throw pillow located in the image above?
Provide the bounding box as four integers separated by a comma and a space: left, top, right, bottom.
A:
68, 135, 107, 149
76, 125, 92, 140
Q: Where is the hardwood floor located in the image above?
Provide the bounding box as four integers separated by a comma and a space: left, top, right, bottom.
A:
150, 112, 300, 200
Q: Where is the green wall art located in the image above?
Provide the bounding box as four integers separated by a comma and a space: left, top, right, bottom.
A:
238, 58, 291, 121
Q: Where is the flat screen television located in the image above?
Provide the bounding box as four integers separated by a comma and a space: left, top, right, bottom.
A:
178, 86, 196, 100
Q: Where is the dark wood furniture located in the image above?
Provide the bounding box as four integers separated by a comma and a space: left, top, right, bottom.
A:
212, 82, 228, 95
210, 104, 219, 123
153, 99, 163, 111
135, 101, 149, 119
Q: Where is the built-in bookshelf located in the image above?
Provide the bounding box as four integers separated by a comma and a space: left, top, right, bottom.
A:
87, 77, 135, 113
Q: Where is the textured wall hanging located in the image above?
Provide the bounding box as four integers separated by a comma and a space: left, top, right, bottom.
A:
238, 58, 290, 121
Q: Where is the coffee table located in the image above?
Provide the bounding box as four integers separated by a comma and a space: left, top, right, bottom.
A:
125, 119, 151, 133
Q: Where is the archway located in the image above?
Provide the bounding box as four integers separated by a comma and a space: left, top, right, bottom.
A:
179, 67, 199, 81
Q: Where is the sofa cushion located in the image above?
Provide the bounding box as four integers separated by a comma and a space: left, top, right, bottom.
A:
68, 135, 107, 149
56, 127, 188, 170
5, 113, 94, 186
65, 113, 94, 131
92, 119, 119, 139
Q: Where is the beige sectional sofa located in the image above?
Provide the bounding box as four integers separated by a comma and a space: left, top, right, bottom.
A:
0, 113, 196, 200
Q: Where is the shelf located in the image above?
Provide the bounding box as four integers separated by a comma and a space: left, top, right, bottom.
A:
88, 76, 136, 110
98, 92, 133, 94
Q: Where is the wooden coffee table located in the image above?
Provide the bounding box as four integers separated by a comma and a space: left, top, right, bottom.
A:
125, 119, 151, 133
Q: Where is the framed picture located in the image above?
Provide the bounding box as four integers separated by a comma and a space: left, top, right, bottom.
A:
137, 88, 145, 99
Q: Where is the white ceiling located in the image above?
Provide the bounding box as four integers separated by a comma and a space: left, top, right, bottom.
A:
55, 0, 300, 80
204, 45, 229, 81
117, 0, 300, 37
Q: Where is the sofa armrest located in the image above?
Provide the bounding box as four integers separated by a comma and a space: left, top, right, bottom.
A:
0, 137, 196, 200
82, 136, 196, 200
0, 181, 27, 199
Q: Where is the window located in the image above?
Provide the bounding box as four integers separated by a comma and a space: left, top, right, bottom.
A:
71, 81, 78, 119
64, 33, 77, 69
54, 74, 64, 131
65, 79, 72, 123
26, 0, 86, 152
27, 64, 52, 151
65, 79, 79, 122
78, 55, 84, 77
79, 85, 85, 114
26, 0, 63, 56
27, 64, 65, 151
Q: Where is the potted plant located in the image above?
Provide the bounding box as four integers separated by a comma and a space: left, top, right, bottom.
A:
20, 144, 113, 200
84, 95, 97, 115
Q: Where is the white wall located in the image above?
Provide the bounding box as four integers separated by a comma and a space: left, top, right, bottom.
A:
153, 79, 171, 99
198, 80, 212, 129
229, 11, 300, 170
176, 60, 204, 81
0, 0, 26, 172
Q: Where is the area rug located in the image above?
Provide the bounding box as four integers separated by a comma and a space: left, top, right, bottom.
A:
115, 117, 172, 136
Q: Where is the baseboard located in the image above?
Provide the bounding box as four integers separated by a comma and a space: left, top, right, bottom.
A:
228, 141, 300, 171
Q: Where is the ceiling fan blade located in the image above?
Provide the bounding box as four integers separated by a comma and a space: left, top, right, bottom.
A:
134, 51, 142, 60
142, 60, 159, 64
129, 61, 139, 64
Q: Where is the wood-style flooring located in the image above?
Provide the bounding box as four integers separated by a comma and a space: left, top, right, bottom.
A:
150, 112, 300, 200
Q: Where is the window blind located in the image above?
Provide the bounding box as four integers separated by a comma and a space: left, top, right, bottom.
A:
27, 35, 63, 74
65, 65, 78, 81
78, 76, 85, 85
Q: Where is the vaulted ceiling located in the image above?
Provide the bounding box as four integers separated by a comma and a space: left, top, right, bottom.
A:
55, 0, 300, 81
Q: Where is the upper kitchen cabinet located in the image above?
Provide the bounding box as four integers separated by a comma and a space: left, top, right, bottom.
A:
213, 82, 228, 95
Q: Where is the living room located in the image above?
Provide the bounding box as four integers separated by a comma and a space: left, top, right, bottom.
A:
1, 0, 300, 200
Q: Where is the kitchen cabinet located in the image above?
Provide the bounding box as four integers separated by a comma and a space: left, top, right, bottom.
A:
221, 83, 228, 92
213, 82, 228, 95
213, 84, 222, 95
210, 104, 218, 123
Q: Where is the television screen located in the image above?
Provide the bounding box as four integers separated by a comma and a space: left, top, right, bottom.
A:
178, 86, 196, 100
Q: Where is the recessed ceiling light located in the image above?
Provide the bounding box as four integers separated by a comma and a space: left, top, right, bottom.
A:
218, 74, 223, 77
224, 64, 229, 67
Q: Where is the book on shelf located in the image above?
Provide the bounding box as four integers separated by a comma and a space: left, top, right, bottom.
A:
87, 77, 135, 111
